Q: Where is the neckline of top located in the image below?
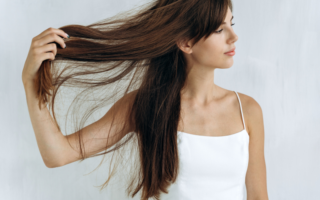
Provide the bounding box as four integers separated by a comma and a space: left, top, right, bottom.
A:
177, 129, 248, 138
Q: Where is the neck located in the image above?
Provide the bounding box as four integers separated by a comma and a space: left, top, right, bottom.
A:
180, 66, 222, 105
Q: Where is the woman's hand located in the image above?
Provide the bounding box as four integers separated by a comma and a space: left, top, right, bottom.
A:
22, 27, 69, 85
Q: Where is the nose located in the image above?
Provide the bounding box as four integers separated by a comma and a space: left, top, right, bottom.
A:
229, 29, 238, 43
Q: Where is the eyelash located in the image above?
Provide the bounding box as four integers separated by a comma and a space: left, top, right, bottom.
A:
216, 23, 235, 33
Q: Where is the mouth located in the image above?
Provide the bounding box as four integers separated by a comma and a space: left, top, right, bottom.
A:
225, 47, 236, 54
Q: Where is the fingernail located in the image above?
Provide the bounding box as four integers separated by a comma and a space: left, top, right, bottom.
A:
64, 44, 67, 48
65, 33, 70, 38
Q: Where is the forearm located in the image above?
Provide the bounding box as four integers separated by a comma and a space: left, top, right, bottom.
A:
23, 81, 67, 168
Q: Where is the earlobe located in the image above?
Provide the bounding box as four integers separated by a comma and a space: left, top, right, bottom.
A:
183, 46, 193, 54
185, 49, 193, 54
176, 37, 193, 54
176, 40, 193, 54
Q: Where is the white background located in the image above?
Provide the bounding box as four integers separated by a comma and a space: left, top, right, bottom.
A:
1, 0, 319, 199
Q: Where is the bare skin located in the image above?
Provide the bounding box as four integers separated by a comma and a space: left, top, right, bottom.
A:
178, 86, 246, 137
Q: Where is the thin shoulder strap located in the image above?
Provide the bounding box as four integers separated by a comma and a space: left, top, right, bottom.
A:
234, 91, 246, 130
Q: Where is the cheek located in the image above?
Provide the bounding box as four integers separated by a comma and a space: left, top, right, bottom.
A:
194, 42, 223, 65
204, 38, 224, 57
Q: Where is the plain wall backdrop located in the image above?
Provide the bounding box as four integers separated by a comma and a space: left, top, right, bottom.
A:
1, 0, 319, 199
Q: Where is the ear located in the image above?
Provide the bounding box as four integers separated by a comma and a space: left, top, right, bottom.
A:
176, 37, 193, 54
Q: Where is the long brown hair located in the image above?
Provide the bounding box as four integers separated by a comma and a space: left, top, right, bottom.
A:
34, 0, 233, 199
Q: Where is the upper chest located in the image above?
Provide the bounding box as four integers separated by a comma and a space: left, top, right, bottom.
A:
177, 91, 248, 137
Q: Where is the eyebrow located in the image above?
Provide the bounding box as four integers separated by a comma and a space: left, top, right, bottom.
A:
221, 16, 234, 24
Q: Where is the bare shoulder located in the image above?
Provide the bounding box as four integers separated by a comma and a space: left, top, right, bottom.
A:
236, 92, 264, 137
236, 92, 262, 114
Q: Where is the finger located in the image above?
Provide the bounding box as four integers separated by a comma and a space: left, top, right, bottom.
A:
35, 43, 57, 58
40, 52, 55, 62
35, 32, 66, 50
34, 27, 68, 42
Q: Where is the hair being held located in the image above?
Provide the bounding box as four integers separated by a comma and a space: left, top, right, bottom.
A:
34, 0, 233, 199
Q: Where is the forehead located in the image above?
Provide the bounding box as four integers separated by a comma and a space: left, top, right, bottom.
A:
225, 7, 233, 20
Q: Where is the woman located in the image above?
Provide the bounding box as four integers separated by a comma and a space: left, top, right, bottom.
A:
22, 0, 269, 199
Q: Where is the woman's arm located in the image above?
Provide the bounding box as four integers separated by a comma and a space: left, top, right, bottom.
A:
23, 80, 136, 168
23, 81, 68, 168
244, 95, 269, 200
22, 27, 137, 168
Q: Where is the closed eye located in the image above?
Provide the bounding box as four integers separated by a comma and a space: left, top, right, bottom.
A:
215, 23, 235, 33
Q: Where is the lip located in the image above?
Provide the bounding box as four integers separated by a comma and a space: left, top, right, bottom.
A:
225, 47, 236, 54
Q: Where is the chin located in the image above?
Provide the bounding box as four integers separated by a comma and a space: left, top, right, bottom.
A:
221, 62, 234, 69
225, 59, 234, 68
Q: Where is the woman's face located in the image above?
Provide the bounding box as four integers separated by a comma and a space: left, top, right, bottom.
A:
181, 7, 238, 70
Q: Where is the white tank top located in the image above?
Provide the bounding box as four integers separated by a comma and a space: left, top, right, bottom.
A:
160, 91, 249, 200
